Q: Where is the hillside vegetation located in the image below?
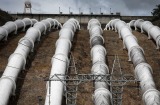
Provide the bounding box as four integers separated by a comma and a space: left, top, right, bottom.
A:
0, 9, 13, 26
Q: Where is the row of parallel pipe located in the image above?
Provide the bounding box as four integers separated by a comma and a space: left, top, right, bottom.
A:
104, 19, 160, 105
129, 19, 160, 49
88, 19, 112, 105
0, 18, 61, 105
0, 18, 38, 41
44, 18, 80, 105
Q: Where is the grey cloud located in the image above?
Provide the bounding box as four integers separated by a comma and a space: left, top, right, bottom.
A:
0, 0, 160, 15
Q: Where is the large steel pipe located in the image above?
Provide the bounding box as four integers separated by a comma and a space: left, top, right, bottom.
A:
88, 19, 101, 30
45, 18, 79, 105
0, 18, 61, 105
90, 35, 104, 47
104, 19, 120, 31
88, 19, 104, 47
134, 19, 144, 31
105, 19, 160, 105
128, 20, 136, 29
129, 19, 160, 49
88, 19, 112, 105
89, 25, 103, 37
104, 20, 112, 30
0, 18, 37, 41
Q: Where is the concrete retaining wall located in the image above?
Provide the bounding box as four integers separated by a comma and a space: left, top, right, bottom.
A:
11, 14, 153, 24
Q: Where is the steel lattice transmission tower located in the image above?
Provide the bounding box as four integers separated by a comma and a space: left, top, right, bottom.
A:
24, 0, 32, 14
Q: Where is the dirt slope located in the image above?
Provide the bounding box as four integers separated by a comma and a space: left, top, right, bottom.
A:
0, 26, 160, 105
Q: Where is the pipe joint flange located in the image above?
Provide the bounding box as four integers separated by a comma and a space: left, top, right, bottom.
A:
69, 19, 80, 29
119, 25, 132, 38
66, 22, 77, 32
40, 22, 47, 34
41, 20, 51, 31
148, 26, 159, 40
93, 88, 112, 103
107, 21, 112, 30
91, 62, 109, 74
32, 19, 38, 24
91, 45, 107, 58
48, 21, 52, 30
134, 62, 153, 80
147, 26, 155, 40
52, 19, 59, 28
115, 21, 122, 31
34, 27, 41, 41
56, 38, 72, 49
10, 22, 18, 34
105, 24, 110, 30
63, 22, 74, 30
129, 20, 136, 28
104, 24, 108, 30
52, 53, 70, 66
68, 20, 77, 29
13, 22, 18, 34
89, 25, 103, 35
21, 20, 26, 31
94, 88, 112, 97
1, 27, 8, 41
88, 19, 101, 29
24, 18, 32, 26
141, 21, 152, 33
6, 21, 18, 34
90, 34, 104, 46
112, 19, 121, 30
0, 76, 16, 95
58, 23, 62, 29
77, 24, 80, 30
155, 35, 160, 49
123, 35, 137, 49
19, 37, 34, 52
29, 19, 33, 26
128, 46, 144, 61
142, 89, 160, 105
59, 28, 74, 40
9, 53, 26, 70
134, 19, 144, 30
56, 22, 61, 29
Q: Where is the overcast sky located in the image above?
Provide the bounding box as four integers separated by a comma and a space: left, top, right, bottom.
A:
0, 0, 160, 16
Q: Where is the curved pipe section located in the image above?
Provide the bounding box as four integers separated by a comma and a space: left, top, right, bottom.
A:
44, 18, 79, 105
88, 19, 112, 105
0, 18, 38, 41
105, 19, 160, 105
0, 18, 61, 105
104, 19, 120, 31
129, 19, 160, 49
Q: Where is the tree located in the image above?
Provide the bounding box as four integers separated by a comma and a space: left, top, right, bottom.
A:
151, 4, 160, 20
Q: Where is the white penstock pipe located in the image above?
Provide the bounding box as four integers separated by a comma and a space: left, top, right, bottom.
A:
88, 19, 112, 105
107, 19, 160, 105
0, 18, 38, 41
45, 18, 79, 105
129, 19, 160, 49
0, 18, 61, 105
104, 19, 120, 31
